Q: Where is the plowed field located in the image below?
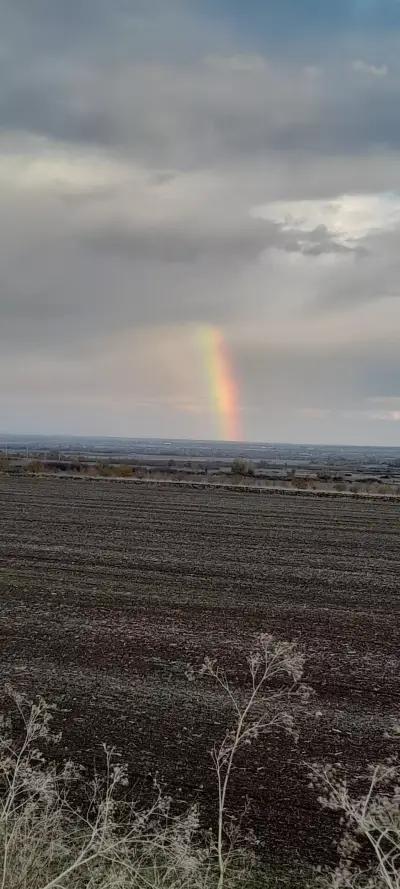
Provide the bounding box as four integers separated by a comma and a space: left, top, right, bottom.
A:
1, 477, 399, 864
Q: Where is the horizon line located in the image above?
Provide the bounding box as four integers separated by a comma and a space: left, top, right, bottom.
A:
1, 430, 400, 451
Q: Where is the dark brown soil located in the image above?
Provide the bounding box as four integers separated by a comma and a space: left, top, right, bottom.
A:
0, 477, 399, 865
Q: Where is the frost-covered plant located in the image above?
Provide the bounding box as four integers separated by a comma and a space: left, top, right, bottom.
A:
0, 687, 214, 889
0, 635, 311, 889
310, 722, 400, 889
200, 633, 312, 889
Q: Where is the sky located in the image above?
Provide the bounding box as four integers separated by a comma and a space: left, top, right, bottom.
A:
1, 0, 400, 445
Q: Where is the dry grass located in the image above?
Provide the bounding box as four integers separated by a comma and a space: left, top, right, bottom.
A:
0, 634, 399, 888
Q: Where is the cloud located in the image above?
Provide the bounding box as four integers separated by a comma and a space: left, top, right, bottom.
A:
83, 216, 357, 264
364, 410, 400, 422
0, 138, 126, 195
252, 192, 400, 243
83, 218, 271, 263
204, 54, 267, 73
352, 59, 388, 77
367, 396, 400, 408
364, 396, 400, 420
1, 6, 400, 167
1, 0, 400, 442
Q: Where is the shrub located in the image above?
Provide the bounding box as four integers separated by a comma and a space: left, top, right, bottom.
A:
293, 477, 310, 490
94, 462, 114, 477
231, 459, 255, 478
118, 464, 133, 478
26, 460, 44, 475
71, 462, 84, 474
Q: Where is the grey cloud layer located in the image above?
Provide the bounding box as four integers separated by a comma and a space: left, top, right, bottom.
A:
2, 0, 400, 165
1, 0, 400, 441
3, 62, 400, 164
84, 218, 356, 263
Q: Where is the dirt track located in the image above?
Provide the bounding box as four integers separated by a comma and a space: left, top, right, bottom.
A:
1, 477, 399, 865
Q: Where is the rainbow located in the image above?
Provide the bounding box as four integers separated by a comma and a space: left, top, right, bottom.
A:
199, 325, 241, 441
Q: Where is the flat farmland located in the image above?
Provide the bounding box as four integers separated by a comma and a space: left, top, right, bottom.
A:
1, 476, 399, 865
